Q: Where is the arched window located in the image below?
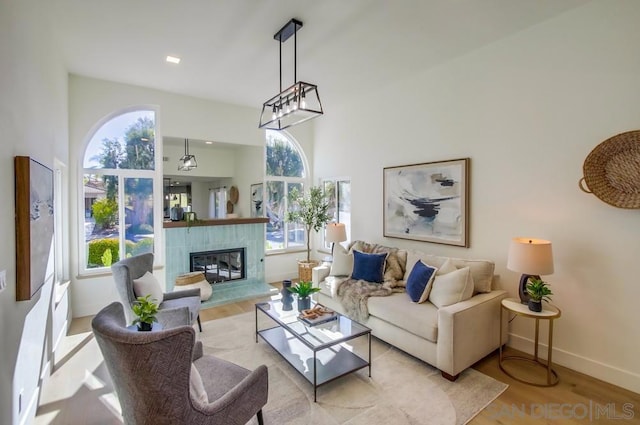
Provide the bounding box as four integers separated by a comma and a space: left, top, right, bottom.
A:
80, 109, 160, 272
264, 130, 308, 252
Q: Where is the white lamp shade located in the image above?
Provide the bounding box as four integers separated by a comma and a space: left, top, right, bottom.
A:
507, 237, 554, 275
325, 222, 347, 243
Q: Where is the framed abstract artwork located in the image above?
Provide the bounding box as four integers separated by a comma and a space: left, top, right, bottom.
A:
383, 158, 469, 247
250, 183, 263, 218
15, 156, 55, 300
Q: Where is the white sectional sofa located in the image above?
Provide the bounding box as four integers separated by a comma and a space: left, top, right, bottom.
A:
312, 241, 507, 380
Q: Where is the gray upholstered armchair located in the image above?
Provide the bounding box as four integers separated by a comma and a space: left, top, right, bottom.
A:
111, 253, 202, 331
92, 302, 268, 425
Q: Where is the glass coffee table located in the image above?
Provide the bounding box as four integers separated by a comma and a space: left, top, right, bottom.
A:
255, 300, 371, 402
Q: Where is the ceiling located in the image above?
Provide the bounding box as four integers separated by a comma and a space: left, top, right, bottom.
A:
48, 0, 589, 110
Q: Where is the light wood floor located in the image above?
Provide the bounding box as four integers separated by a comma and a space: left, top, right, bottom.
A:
201, 287, 640, 425
59, 286, 640, 425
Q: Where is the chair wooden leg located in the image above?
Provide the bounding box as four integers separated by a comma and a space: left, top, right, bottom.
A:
197, 315, 202, 332
256, 409, 264, 425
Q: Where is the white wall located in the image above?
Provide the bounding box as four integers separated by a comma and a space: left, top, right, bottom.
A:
314, 0, 640, 393
0, 1, 69, 424
69, 76, 314, 316
233, 145, 264, 219
164, 143, 236, 179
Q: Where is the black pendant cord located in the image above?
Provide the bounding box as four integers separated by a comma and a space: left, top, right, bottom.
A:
294, 26, 297, 84
278, 33, 282, 94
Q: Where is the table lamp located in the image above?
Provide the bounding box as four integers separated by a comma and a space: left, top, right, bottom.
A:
507, 237, 554, 304
325, 222, 347, 258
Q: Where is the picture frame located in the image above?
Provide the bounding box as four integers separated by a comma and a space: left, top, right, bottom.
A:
383, 158, 469, 247
15, 156, 55, 301
250, 183, 263, 218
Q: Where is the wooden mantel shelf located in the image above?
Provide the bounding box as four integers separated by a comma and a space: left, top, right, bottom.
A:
163, 217, 269, 229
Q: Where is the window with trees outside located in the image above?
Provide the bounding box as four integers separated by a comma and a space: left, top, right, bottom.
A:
264, 130, 308, 252
322, 178, 351, 250
81, 109, 159, 272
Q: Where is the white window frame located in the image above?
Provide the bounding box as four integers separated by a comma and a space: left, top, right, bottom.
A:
78, 105, 163, 275
54, 158, 69, 285
263, 130, 310, 254
320, 177, 351, 252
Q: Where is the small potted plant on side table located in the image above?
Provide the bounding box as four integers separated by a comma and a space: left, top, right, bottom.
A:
287, 281, 321, 312
525, 277, 553, 312
132, 294, 159, 331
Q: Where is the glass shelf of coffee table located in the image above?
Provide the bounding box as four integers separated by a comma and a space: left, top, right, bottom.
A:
255, 300, 371, 402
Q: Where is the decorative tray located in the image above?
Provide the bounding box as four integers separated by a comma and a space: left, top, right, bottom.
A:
298, 305, 337, 326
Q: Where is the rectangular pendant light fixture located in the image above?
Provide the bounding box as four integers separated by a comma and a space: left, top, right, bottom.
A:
258, 18, 323, 130
178, 138, 197, 171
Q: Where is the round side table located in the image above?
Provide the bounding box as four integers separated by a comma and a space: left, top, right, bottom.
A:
499, 297, 561, 386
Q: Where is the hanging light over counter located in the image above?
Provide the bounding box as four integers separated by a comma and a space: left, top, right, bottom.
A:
178, 138, 197, 171
258, 18, 323, 130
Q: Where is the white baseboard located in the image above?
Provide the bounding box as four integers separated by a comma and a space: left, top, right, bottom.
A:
40, 360, 51, 381
18, 386, 40, 425
507, 332, 640, 394
52, 319, 68, 353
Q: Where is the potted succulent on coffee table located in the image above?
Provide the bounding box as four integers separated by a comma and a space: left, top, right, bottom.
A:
285, 186, 331, 281
287, 281, 321, 311
525, 277, 553, 312
132, 294, 159, 331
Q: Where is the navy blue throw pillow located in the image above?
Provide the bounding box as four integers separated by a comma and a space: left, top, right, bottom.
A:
406, 260, 438, 303
351, 250, 388, 283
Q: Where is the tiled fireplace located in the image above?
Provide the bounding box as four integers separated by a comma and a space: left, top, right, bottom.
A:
164, 219, 274, 306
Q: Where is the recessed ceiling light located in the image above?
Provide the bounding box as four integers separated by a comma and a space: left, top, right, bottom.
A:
166, 55, 181, 64
205, 141, 212, 145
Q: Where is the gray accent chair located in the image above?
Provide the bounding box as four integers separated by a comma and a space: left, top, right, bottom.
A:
92, 302, 268, 425
111, 253, 202, 331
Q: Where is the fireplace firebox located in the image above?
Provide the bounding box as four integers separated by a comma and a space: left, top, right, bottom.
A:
190, 248, 245, 284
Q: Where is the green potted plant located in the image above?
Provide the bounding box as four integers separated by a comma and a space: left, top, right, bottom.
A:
132, 294, 159, 331
287, 281, 321, 311
285, 186, 331, 281
525, 277, 553, 312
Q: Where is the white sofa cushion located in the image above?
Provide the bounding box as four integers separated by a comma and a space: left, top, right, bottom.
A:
404, 251, 494, 293
133, 271, 164, 304
428, 266, 474, 308
330, 244, 353, 276
368, 293, 438, 343
319, 275, 349, 298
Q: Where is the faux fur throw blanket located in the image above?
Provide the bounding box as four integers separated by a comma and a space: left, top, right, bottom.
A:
336, 241, 406, 322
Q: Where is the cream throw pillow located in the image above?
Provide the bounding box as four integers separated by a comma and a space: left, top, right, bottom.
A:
132, 271, 164, 304
428, 266, 474, 308
436, 258, 457, 275
403, 250, 494, 294
330, 244, 353, 276
190, 364, 208, 404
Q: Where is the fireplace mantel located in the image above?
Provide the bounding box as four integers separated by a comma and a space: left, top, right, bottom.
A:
163, 217, 268, 229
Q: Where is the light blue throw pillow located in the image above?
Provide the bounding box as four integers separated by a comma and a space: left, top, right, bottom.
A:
406, 260, 438, 303
351, 250, 388, 283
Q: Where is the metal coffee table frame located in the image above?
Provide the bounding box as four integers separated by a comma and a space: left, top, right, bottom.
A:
255, 301, 371, 402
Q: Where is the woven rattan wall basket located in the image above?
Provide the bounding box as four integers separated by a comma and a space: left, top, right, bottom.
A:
579, 130, 640, 209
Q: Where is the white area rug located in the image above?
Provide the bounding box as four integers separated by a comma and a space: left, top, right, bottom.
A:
198, 311, 507, 425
